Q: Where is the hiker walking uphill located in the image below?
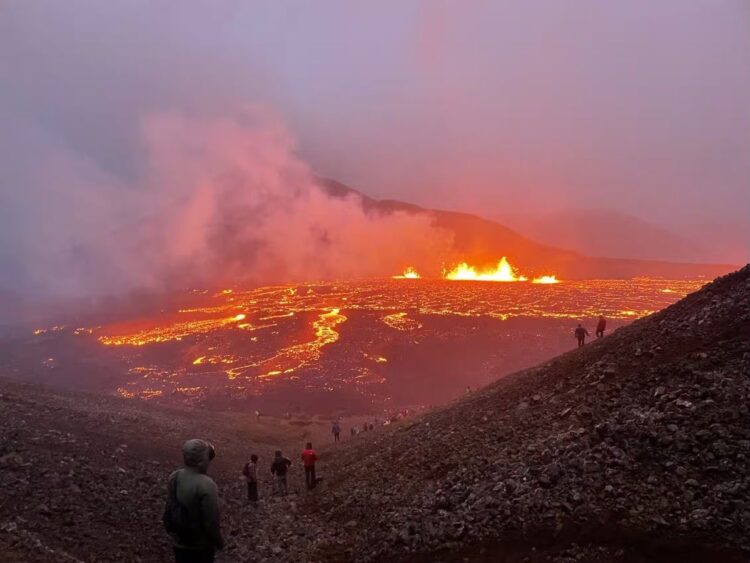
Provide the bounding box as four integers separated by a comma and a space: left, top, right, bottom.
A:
574, 324, 589, 348
301, 442, 319, 490
271, 450, 292, 496
242, 454, 259, 503
164, 439, 224, 563
596, 315, 607, 338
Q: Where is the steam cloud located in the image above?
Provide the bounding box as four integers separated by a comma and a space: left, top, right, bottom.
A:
0, 107, 453, 298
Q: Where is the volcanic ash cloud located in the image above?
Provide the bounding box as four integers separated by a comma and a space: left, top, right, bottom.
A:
0, 107, 453, 297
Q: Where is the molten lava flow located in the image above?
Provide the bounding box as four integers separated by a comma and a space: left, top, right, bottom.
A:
532, 275, 559, 284
99, 311, 248, 346
220, 308, 348, 380
393, 267, 421, 279
444, 257, 528, 282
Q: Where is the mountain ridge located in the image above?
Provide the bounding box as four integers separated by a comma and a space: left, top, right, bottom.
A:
318, 178, 737, 280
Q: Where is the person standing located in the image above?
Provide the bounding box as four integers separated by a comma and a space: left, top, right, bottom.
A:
301, 442, 318, 490
574, 324, 590, 348
596, 316, 607, 338
242, 454, 259, 503
270, 450, 292, 496
164, 439, 224, 563
332, 420, 341, 442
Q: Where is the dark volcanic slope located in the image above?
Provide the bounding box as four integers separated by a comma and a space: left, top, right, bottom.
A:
313, 265, 750, 562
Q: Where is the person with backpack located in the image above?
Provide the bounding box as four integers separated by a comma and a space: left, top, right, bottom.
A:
242, 454, 259, 503
164, 439, 224, 563
270, 450, 292, 496
301, 442, 318, 490
332, 420, 341, 442
574, 323, 590, 348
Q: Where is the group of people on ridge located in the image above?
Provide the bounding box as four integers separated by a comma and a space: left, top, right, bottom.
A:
164, 438, 321, 562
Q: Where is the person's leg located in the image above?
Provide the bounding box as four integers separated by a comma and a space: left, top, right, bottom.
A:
310, 465, 317, 489
247, 481, 252, 500
249, 481, 258, 502
305, 467, 311, 489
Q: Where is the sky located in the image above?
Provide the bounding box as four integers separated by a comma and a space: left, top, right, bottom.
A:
0, 1, 748, 295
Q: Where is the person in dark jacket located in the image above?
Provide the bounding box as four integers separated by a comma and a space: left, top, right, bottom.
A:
596, 316, 607, 338
574, 324, 590, 348
301, 442, 318, 490
270, 450, 292, 496
242, 454, 259, 502
332, 420, 341, 442
166, 439, 224, 563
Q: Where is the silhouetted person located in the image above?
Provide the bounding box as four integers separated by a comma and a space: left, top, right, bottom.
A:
596, 316, 607, 338
164, 439, 224, 563
332, 420, 341, 442
242, 454, 259, 502
574, 324, 589, 348
255, 410, 261, 422
301, 442, 318, 490
270, 450, 291, 496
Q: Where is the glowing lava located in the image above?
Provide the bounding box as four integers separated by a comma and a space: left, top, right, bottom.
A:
444, 257, 528, 282
532, 275, 559, 284
393, 267, 421, 279
99, 312, 248, 346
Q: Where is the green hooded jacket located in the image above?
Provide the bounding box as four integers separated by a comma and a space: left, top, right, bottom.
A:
167, 439, 224, 550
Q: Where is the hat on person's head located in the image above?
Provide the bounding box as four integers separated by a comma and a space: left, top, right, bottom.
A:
183, 439, 215, 469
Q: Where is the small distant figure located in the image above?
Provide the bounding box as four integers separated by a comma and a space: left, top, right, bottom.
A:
255, 410, 261, 422
164, 439, 224, 562
301, 442, 318, 490
596, 316, 607, 338
242, 454, 259, 503
270, 450, 292, 496
332, 420, 341, 442
466, 385, 472, 395
350, 426, 357, 437
368, 423, 374, 432
574, 324, 590, 348
362, 422, 368, 432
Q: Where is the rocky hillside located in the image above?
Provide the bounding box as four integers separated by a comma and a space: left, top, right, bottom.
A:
310, 265, 750, 561
1, 265, 748, 562
0, 380, 351, 562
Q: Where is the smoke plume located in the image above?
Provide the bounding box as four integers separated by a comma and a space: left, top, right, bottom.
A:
0, 107, 452, 298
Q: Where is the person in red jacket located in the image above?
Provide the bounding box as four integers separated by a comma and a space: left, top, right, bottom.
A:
301, 442, 318, 490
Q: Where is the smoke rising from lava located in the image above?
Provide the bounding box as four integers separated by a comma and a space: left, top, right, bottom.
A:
0, 107, 453, 298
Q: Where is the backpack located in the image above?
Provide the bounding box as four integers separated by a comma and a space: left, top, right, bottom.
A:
163, 472, 198, 543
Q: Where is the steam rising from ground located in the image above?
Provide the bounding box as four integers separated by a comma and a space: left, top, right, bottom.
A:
0, 108, 452, 297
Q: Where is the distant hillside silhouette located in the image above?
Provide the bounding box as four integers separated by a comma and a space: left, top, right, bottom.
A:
318, 178, 737, 279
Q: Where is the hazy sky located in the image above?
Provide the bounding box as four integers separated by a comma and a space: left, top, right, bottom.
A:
1, 1, 748, 227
